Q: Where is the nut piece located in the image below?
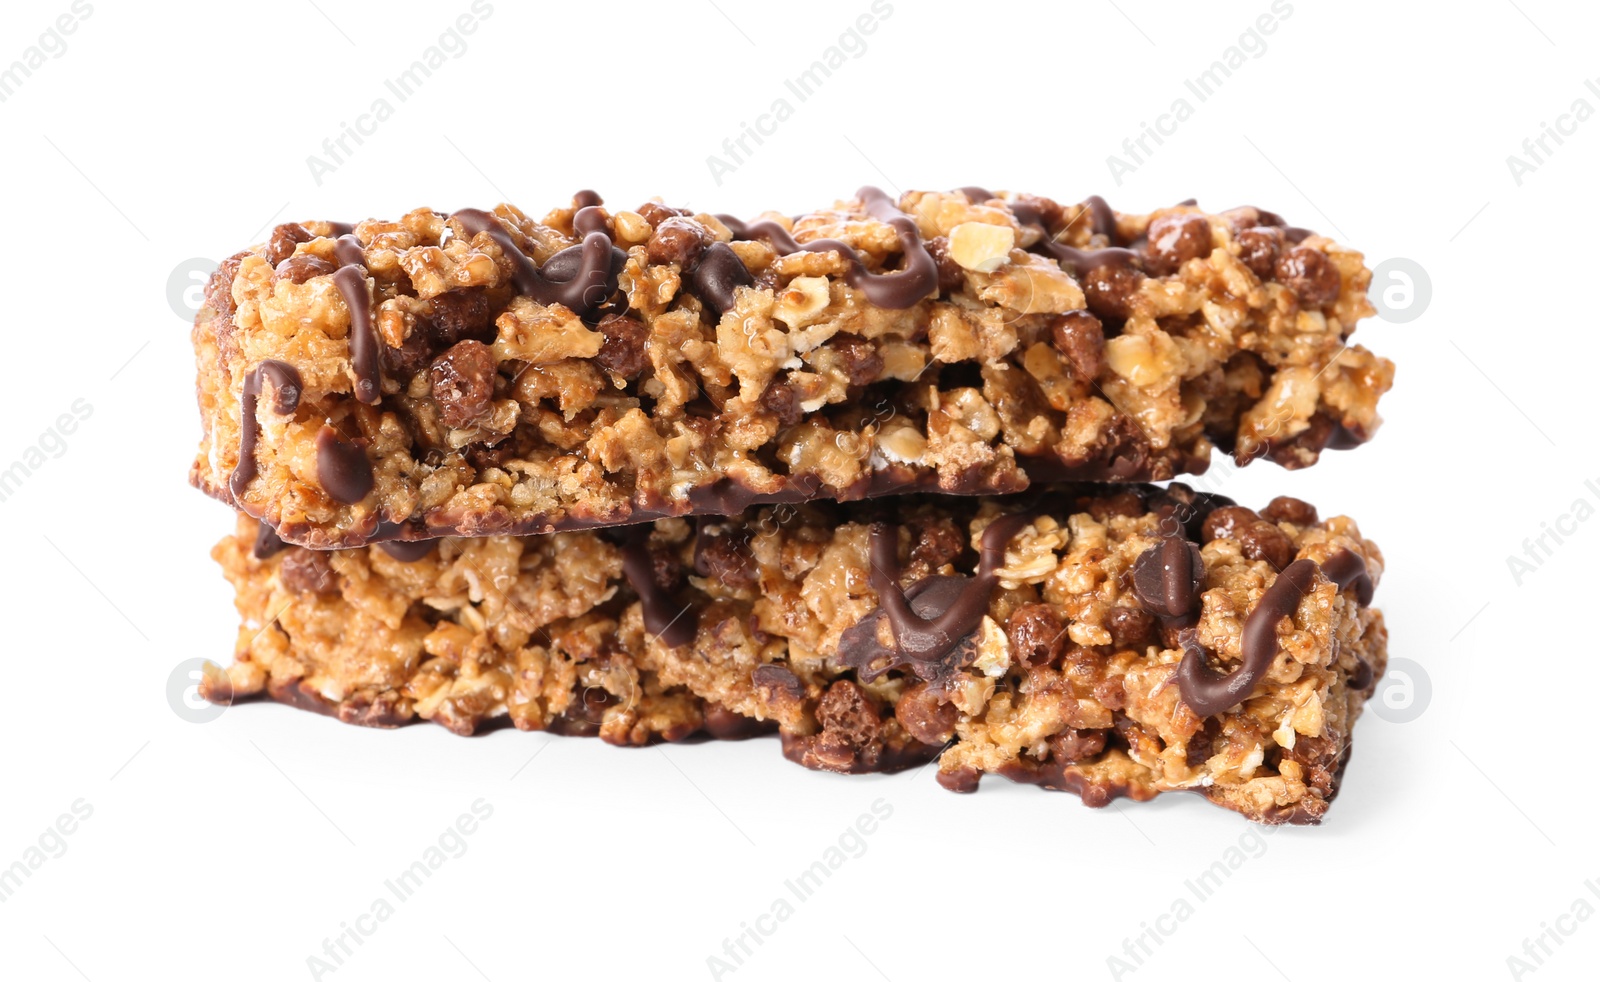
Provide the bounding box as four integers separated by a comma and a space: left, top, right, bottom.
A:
1103, 333, 1177, 387
825, 335, 883, 387
595, 314, 650, 379
265, 223, 314, 267
875, 425, 927, 464
772, 275, 831, 328
948, 222, 1016, 273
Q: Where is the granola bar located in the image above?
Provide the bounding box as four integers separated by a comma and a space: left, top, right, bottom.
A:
206, 484, 1387, 824
190, 187, 1391, 548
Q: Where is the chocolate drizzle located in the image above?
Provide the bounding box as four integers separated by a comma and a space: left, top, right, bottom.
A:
331, 235, 381, 405
1036, 233, 1142, 277
990, 193, 1143, 277
726, 186, 938, 310
332, 234, 366, 268
1129, 535, 1204, 621
1348, 658, 1375, 691
573, 205, 609, 237
452, 208, 622, 316
688, 242, 755, 315
1176, 559, 1319, 717
379, 539, 438, 562
252, 521, 290, 560
314, 426, 373, 504
229, 360, 303, 498
1320, 549, 1374, 606
1083, 194, 1118, 241
839, 511, 1034, 682
1172, 550, 1375, 717
618, 531, 695, 647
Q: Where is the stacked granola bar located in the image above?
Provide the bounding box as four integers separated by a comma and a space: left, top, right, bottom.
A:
192, 187, 1392, 823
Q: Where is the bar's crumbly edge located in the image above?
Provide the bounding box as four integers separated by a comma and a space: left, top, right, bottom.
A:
204, 484, 1387, 825
191, 188, 1390, 548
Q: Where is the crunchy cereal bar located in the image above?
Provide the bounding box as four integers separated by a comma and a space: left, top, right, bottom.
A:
191, 187, 1392, 548
206, 483, 1387, 825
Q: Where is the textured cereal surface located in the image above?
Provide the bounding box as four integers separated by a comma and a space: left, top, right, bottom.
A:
191, 190, 1391, 547
208, 485, 1387, 824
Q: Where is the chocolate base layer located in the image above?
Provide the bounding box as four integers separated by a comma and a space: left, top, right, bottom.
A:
192, 188, 1390, 549
207, 483, 1387, 825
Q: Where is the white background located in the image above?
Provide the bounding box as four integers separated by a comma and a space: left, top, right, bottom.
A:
1, 1, 1595, 979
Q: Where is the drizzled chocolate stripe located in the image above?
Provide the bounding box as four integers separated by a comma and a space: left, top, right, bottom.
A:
379, 539, 438, 562
688, 242, 754, 315
1174, 550, 1373, 717
573, 205, 609, 237
857, 511, 1035, 670
332, 234, 366, 268
452, 208, 621, 316
1035, 230, 1142, 276
724, 185, 938, 310
962, 189, 1156, 278
252, 521, 291, 560
1083, 194, 1118, 241
229, 360, 303, 498
1002, 196, 1143, 277
1320, 548, 1374, 606
314, 426, 373, 504
331, 234, 381, 405
619, 531, 694, 647
1130, 534, 1204, 621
